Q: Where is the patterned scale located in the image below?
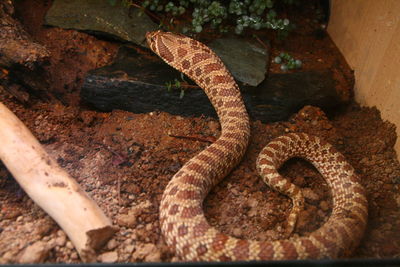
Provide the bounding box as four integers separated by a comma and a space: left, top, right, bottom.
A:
145, 30, 368, 261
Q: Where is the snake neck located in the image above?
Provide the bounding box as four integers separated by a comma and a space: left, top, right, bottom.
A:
146, 30, 250, 146
185, 74, 251, 192
153, 34, 252, 177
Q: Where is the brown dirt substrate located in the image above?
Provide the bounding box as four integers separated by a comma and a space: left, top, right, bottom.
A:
1, 94, 399, 263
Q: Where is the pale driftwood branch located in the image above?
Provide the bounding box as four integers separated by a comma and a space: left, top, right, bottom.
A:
0, 102, 117, 262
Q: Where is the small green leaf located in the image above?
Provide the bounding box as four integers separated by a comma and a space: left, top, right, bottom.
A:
174, 79, 181, 88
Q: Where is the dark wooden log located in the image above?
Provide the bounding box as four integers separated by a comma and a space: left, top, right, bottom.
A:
0, 1, 49, 68
81, 46, 348, 123
0, 0, 50, 102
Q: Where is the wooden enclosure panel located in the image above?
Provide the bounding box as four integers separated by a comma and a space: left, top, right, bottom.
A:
328, 0, 400, 159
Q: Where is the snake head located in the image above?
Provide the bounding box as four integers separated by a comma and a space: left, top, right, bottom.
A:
145, 30, 161, 51
146, 31, 188, 64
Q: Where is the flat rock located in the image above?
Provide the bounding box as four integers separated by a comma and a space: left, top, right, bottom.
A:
247, 70, 342, 122
81, 46, 346, 122
45, 0, 158, 47
209, 37, 268, 86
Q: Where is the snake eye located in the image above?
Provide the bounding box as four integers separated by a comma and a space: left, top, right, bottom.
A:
148, 34, 156, 43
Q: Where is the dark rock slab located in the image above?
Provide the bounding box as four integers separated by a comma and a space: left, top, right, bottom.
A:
45, 0, 158, 47
245, 71, 341, 122
81, 46, 214, 118
81, 46, 346, 123
209, 38, 268, 87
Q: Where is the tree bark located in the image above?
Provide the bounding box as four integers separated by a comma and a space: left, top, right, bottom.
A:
0, 0, 50, 102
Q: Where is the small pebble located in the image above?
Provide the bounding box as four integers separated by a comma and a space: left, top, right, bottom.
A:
18, 241, 49, 264
99, 251, 118, 263
319, 200, 330, 211
124, 238, 133, 245
56, 230, 64, 237
207, 120, 220, 134
116, 213, 137, 227
66, 241, 74, 249
107, 239, 118, 250
55, 235, 66, 247
246, 198, 258, 208
232, 228, 242, 237
125, 244, 135, 253
132, 243, 161, 262
145, 223, 153, 231
230, 187, 239, 195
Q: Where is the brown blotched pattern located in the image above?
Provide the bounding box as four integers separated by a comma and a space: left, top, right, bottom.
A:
145, 31, 368, 261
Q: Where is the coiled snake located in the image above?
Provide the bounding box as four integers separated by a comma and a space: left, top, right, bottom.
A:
146, 30, 368, 261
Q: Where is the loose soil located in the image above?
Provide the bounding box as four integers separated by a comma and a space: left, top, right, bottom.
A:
0, 0, 399, 263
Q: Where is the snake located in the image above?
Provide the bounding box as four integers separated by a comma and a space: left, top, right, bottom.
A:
146, 30, 368, 261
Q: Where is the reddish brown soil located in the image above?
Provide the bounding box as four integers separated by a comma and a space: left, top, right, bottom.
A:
0, 0, 399, 263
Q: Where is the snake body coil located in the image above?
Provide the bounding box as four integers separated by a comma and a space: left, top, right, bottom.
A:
146, 31, 368, 261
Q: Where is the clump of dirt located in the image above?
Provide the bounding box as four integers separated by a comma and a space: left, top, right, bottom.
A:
0, 0, 399, 264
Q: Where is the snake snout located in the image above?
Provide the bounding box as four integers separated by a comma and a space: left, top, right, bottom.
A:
145, 30, 162, 44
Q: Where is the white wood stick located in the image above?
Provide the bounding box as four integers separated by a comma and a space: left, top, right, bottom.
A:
0, 102, 117, 262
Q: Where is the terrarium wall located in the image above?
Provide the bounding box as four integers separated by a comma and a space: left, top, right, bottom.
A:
328, 0, 400, 159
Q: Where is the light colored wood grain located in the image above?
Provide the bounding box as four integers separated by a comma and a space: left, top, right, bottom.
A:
328, 0, 400, 159
0, 102, 116, 262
